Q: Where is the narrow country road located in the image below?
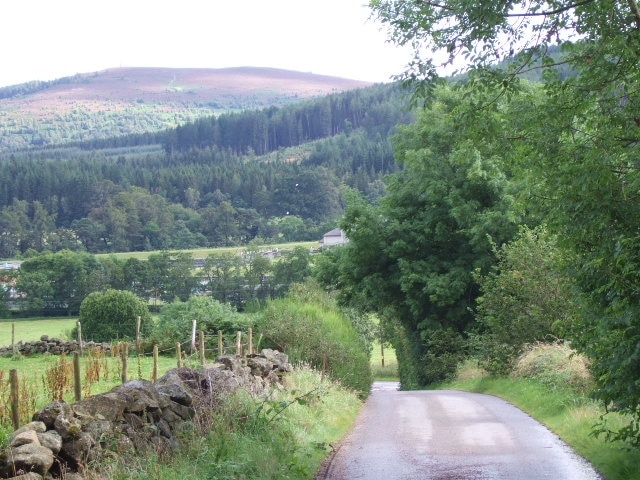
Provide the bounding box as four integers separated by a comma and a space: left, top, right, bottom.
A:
317, 382, 602, 480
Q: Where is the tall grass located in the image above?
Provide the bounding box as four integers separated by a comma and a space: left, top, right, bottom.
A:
85, 366, 362, 480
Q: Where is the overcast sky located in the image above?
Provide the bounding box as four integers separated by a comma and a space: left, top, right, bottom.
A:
0, 0, 413, 88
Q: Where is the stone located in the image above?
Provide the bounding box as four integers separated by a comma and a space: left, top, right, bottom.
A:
72, 392, 127, 422
10, 422, 46, 442
32, 401, 71, 430
59, 432, 95, 469
10, 430, 40, 448
1, 444, 54, 477
37, 431, 62, 455
5, 472, 43, 480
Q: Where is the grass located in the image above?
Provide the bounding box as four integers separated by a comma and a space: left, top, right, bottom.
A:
443, 356, 640, 480
370, 341, 398, 381
86, 365, 362, 480
95, 241, 317, 262
0, 349, 184, 435
0, 317, 78, 345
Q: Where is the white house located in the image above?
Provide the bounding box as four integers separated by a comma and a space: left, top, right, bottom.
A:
320, 228, 348, 247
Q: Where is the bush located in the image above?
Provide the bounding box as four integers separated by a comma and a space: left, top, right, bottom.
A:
149, 296, 253, 351
422, 328, 466, 384
77, 289, 152, 342
511, 342, 593, 393
256, 283, 372, 398
472, 226, 581, 373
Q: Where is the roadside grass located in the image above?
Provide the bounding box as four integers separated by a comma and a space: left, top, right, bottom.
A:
442, 355, 640, 480
0, 317, 77, 345
88, 365, 362, 480
370, 341, 399, 381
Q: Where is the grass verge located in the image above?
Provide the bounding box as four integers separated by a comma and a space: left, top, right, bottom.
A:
443, 359, 640, 480
87, 365, 362, 480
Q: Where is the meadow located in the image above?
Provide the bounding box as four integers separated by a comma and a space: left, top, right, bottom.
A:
0, 317, 77, 345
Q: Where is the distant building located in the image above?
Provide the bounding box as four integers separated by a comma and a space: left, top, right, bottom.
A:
320, 228, 348, 247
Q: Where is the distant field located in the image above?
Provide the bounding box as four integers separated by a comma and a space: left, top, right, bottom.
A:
370, 341, 398, 381
96, 241, 317, 261
0, 318, 77, 346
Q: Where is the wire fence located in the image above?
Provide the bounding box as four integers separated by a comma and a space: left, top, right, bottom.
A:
0, 322, 260, 432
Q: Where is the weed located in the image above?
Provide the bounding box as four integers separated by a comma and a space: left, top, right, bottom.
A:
43, 353, 73, 401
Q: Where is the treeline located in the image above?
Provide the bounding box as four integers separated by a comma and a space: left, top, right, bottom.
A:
163, 84, 411, 155
0, 84, 410, 257
2, 247, 314, 317
0, 74, 86, 100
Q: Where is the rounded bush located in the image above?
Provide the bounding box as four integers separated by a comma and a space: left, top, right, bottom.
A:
78, 289, 152, 342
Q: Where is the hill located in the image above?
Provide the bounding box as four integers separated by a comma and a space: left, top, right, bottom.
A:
0, 67, 372, 151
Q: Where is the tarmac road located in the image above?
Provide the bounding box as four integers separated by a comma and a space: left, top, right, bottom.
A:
317, 382, 602, 480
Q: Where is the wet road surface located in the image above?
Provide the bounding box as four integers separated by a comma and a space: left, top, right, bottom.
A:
317, 382, 602, 480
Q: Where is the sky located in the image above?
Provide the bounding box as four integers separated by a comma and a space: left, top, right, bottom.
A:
0, 0, 413, 88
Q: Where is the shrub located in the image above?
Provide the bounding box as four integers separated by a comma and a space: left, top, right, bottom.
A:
256, 283, 372, 398
511, 342, 593, 393
472, 226, 581, 373
77, 289, 152, 342
422, 328, 466, 384
149, 296, 252, 351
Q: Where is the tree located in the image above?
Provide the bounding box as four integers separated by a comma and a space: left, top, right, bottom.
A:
370, 0, 640, 442
326, 86, 519, 387
202, 252, 244, 305
15, 250, 106, 315
472, 226, 580, 374
370, 0, 640, 99
272, 246, 312, 292
78, 289, 152, 342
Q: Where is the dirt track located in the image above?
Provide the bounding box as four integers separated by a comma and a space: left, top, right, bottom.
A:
317, 382, 602, 480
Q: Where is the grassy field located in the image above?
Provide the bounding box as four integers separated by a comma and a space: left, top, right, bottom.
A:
95, 241, 317, 261
370, 341, 398, 381
0, 317, 77, 345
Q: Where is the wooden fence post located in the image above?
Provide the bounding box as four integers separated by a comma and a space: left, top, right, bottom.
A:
9, 369, 19, 429
176, 342, 183, 368
236, 331, 242, 356
77, 321, 83, 355
218, 330, 223, 357
11, 322, 16, 356
191, 320, 197, 354
248, 327, 253, 356
121, 343, 129, 384
152, 345, 159, 383
199, 331, 205, 366
136, 316, 141, 352
73, 352, 82, 402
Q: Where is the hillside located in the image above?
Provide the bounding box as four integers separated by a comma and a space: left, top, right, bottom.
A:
0, 67, 372, 151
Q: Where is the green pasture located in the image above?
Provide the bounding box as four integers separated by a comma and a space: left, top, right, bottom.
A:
95, 241, 317, 261
0, 318, 77, 346
370, 340, 398, 381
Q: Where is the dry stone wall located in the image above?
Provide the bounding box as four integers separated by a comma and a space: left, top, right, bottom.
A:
0, 349, 291, 480
0, 336, 111, 357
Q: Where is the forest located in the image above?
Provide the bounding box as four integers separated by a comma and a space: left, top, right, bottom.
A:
0, 83, 411, 257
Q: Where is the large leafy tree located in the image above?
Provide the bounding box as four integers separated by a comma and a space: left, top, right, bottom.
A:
15, 250, 107, 315
332, 86, 519, 387
371, 0, 640, 443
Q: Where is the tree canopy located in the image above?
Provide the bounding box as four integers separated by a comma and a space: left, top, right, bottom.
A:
368, 0, 640, 444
